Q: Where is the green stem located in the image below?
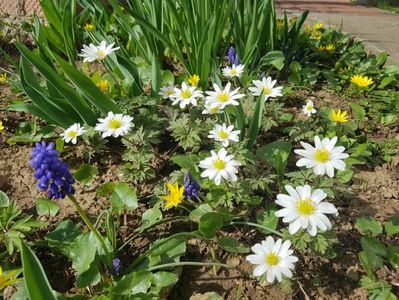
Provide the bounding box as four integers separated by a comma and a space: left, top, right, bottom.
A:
224, 109, 231, 125
228, 221, 283, 237
68, 194, 112, 264
146, 261, 231, 272
117, 216, 189, 252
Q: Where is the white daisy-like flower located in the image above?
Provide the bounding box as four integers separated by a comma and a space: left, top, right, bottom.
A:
294, 136, 349, 178
205, 82, 245, 110
208, 123, 240, 147
78, 41, 120, 63
94, 111, 134, 138
248, 76, 283, 100
170, 82, 203, 109
202, 102, 223, 115
246, 236, 298, 283
159, 85, 175, 99
302, 100, 317, 116
199, 148, 241, 185
60, 123, 85, 144
222, 64, 245, 78
275, 185, 338, 236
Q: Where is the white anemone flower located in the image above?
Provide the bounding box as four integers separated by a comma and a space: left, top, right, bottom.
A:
171, 82, 203, 109
302, 100, 317, 116
199, 148, 240, 185
275, 185, 338, 236
294, 136, 349, 178
248, 76, 283, 100
202, 102, 223, 115
79, 41, 120, 62
208, 123, 240, 147
60, 123, 85, 144
205, 82, 245, 110
222, 64, 245, 78
95, 111, 134, 138
246, 237, 298, 283
159, 85, 175, 99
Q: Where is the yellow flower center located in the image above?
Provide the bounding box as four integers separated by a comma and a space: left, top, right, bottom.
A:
97, 80, 109, 91
166, 89, 174, 96
297, 198, 316, 216
108, 118, 122, 129
217, 92, 229, 102
315, 149, 330, 163
68, 130, 77, 138
213, 159, 225, 170
265, 253, 280, 266
306, 105, 313, 111
210, 107, 220, 113
181, 89, 192, 99
97, 50, 106, 59
231, 69, 237, 76
219, 130, 229, 139
263, 87, 271, 94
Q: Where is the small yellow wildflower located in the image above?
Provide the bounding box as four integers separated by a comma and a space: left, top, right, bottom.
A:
188, 74, 200, 86
84, 22, 95, 31
276, 19, 285, 28
331, 109, 349, 123
324, 44, 335, 52
318, 45, 325, 51
0, 121, 4, 131
289, 17, 297, 26
0, 267, 19, 291
0, 73, 7, 83
304, 25, 312, 33
313, 23, 324, 31
161, 182, 184, 209
97, 79, 110, 92
350, 75, 374, 88
311, 31, 322, 40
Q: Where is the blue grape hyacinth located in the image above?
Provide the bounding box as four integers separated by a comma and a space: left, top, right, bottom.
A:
227, 46, 240, 65
30, 141, 75, 200
111, 258, 121, 275
183, 173, 200, 199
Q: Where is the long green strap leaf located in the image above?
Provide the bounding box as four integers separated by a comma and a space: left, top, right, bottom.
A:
247, 93, 266, 149
21, 241, 57, 300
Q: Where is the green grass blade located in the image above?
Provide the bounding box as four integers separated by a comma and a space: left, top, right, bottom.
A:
247, 93, 266, 149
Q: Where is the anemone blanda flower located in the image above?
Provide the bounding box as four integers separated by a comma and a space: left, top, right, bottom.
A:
161, 182, 184, 209
275, 185, 338, 236
199, 148, 240, 185
60, 123, 86, 144
171, 82, 203, 109
248, 76, 283, 100
205, 82, 245, 110
294, 136, 349, 178
302, 100, 317, 117
79, 41, 120, 62
222, 64, 245, 78
208, 123, 240, 147
202, 102, 223, 115
351, 75, 374, 88
159, 85, 175, 99
94, 111, 134, 138
246, 237, 298, 283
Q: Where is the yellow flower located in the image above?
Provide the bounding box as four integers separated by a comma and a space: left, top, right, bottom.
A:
84, 22, 95, 31
318, 45, 325, 51
311, 31, 322, 40
188, 74, 200, 86
324, 44, 335, 52
304, 25, 312, 33
313, 23, 324, 31
97, 79, 109, 92
350, 75, 374, 88
276, 19, 285, 28
161, 182, 184, 209
331, 109, 349, 123
0, 73, 7, 83
0, 267, 19, 291
289, 17, 297, 26
0, 121, 4, 131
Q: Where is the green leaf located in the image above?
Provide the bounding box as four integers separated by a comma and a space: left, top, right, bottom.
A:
69, 232, 98, 275
261, 51, 285, 70
45, 220, 82, 253
96, 182, 116, 197
247, 93, 266, 149
355, 216, 383, 235
337, 169, 354, 184
189, 204, 214, 222
36, 198, 59, 217
113, 271, 152, 295
142, 208, 162, 225
199, 212, 224, 238
385, 217, 399, 236
256, 141, 292, 181
76, 263, 101, 288
349, 103, 366, 120
171, 154, 200, 177
256, 204, 279, 232
151, 272, 178, 294
0, 190, 10, 207
73, 164, 99, 186
21, 241, 57, 300
110, 183, 138, 214
361, 236, 387, 257
217, 237, 250, 253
